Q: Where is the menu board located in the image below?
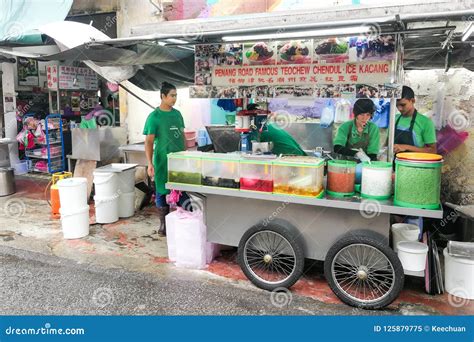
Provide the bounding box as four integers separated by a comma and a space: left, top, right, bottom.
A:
46, 66, 98, 90
190, 35, 399, 99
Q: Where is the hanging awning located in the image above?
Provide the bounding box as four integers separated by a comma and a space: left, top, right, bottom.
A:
1, 8, 473, 91
0, 0, 73, 45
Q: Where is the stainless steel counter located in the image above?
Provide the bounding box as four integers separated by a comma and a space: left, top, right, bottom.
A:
166, 183, 443, 219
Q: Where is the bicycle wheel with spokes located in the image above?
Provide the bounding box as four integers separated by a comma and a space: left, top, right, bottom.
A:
238, 222, 305, 291
324, 230, 404, 309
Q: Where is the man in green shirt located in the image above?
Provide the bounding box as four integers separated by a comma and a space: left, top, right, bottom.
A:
143, 82, 185, 236
394, 86, 437, 154
260, 122, 307, 156
250, 104, 306, 156
333, 98, 380, 161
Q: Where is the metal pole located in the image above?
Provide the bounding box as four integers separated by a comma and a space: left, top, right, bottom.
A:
118, 84, 155, 110
388, 34, 403, 161
388, 94, 396, 161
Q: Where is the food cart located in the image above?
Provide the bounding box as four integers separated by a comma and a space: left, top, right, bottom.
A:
167, 169, 442, 309
162, 15, 459, 309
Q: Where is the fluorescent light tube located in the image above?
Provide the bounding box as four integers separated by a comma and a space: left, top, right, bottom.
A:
166, 38, 189, 44
222, 26, 372, 41
462, 23, 473, 42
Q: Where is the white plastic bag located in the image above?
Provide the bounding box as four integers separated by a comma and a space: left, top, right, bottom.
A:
173, 208, 207, 269
334, 99, 351, 123
165, 210, 179, 262
320, 100, 335, 128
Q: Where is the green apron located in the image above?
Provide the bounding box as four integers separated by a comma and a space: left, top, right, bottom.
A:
148, 110, 185, 195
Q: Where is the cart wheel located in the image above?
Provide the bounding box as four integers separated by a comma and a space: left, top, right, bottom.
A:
324, 230, 404, 309
238, 222, 305, 291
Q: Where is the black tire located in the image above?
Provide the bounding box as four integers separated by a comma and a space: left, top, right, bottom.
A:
324, 230, 404, 309
238, 221, 305, 291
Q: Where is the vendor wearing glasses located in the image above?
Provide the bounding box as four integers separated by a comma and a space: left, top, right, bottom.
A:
333, 98, 380, 162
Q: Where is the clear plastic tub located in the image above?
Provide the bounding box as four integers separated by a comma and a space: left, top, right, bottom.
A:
361, 161, 393, 200
201, 153, 240, 189
273, 156, 324, 197
240, 159, 273, 192
168, 152, 203, 185
327, 160, 356, 197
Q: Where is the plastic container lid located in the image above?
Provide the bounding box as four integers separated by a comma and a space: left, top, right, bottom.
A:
396, 152, 443, 161
328, 160, 357, 167
362, 161, 392, 169
273, 156, 324, 167
397, 241, 428, 254
57, 177, 87, 187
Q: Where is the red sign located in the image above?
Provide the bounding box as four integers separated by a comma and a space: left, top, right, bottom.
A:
212, 61, 392, 87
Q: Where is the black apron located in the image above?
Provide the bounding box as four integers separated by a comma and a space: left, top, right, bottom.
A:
394, 110, 417, 146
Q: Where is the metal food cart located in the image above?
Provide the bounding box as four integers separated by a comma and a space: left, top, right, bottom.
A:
167, 182, 442, 309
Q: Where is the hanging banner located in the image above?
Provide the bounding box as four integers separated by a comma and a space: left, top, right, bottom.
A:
211, 61, 392, 87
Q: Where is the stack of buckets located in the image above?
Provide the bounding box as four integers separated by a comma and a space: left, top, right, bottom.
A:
56, 177, 90, 239
93, 166, 136, 224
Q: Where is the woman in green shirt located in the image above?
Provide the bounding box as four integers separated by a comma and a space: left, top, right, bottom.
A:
143, 82, 185, 236
333, 98, 380, 161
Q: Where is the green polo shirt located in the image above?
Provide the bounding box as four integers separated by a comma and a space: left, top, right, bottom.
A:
333, 120, 380, 155
260, 123, 306, 156
395, 112, 437, 147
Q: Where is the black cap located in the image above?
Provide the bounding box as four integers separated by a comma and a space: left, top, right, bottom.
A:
400, 86, 415, 99
353, 99, 375, 116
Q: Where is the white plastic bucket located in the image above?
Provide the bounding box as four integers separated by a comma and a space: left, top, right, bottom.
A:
117, 168, 136, 193
93, 171, 118, 198
60, 205, 89, 239
444, 248, 474, 300
118, 191, 135, 218
397, 241, 428, 272
57, 177, 88, 212
391, 223, 420, 253
94, 194, 119, 224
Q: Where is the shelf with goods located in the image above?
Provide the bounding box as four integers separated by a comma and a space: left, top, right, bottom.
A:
23, 114, 66, 174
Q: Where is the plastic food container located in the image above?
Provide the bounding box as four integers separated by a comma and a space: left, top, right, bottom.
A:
444, 248, 474, 299
240, 159, 273, 192
327, 160, 356, 197
394, 157, 442, 209
361, 161, 393, 200
390, 223, 420, 253
273, 156, 324, 197
202, 153, 241, 189
397, 241, 428, 272
168, 152, 203, 185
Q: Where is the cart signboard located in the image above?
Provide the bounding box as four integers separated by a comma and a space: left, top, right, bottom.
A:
211, 61, 392, 87
191, 35, 399, 99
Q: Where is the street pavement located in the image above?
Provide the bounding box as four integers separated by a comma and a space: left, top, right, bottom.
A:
0, 245, 391, 316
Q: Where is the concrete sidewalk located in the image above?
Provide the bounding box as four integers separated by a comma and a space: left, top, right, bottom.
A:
0, 175, 472, 315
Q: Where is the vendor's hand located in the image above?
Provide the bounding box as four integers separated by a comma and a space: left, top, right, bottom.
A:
393, 144, 409, 154
147, 164, 155, 178
355, 149, 371, 162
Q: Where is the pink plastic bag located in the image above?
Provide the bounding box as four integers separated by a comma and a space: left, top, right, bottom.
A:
166, 190, 182, 206
437, 125, 469, 155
